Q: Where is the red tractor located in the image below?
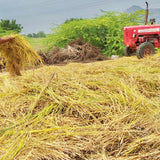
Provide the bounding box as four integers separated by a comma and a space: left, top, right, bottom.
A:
123, 25, 160, 58
123, 2, 160, 58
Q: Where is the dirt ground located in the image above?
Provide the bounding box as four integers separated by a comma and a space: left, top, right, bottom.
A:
38, 39, 109, 65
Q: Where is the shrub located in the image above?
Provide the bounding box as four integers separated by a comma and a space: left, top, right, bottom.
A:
47, 11, 144, 56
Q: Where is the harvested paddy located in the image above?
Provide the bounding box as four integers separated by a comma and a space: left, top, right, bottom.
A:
0, 54, 160, 160
0, 35, 42, 76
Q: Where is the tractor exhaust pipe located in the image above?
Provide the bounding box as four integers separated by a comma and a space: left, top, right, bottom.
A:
144, 1, 148, 25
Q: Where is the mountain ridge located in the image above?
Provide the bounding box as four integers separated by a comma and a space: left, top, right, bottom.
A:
125, 5, 160, 24
124, 5, 143, 13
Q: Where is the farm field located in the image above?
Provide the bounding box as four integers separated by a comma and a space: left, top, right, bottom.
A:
0, 51, 160, 159
27, 37, 48, 52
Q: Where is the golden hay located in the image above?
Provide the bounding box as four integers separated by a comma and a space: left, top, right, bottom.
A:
0, 53, 160, 159
0, 34, 42, 76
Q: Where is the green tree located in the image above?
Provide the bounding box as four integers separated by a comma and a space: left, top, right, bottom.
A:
47, 10, 145, 56
0, 19, 23, 33
37, 31, 46, 38
27, 33, 33, 38
27, 31, 46, 38
64, 18, 83, 24
32, 33, 37, 38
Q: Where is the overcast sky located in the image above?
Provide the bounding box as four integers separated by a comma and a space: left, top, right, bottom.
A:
0, 0, 159, 34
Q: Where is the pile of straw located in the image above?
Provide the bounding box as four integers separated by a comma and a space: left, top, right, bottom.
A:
0, 34, 42, 76
0, 53, 160, 159
38, 38, 108, 65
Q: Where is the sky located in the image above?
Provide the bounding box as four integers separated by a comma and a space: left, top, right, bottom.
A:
0, 0, 159, 34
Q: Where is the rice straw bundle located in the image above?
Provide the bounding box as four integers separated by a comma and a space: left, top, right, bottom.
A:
0, 34, 42, 76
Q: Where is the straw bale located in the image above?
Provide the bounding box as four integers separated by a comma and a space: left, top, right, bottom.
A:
0, 34, 42, 76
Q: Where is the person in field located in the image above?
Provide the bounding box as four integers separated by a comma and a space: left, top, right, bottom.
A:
0, 36, 14, 44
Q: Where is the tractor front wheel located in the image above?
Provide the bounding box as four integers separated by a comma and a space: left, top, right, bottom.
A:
136, 42, 155, 59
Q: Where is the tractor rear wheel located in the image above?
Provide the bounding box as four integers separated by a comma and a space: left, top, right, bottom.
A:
136, 42, 155, 59
124, 46, 135, 56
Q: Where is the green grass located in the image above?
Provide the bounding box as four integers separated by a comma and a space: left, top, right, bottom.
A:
26, 37, 48, 52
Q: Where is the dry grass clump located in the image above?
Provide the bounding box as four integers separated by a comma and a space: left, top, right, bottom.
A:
0, 34, 42, 76
0, 53, 160, 159
38, 39, 108, 65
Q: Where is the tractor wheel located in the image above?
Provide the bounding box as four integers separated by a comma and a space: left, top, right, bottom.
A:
136, 42, 155, 59
124, 46, 135, 56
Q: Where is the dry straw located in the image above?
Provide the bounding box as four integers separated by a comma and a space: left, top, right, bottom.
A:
0, 34, 42, 76
0, 52, 160, 159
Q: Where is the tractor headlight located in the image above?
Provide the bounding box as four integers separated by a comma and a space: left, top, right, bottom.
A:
133, 34, 136, 38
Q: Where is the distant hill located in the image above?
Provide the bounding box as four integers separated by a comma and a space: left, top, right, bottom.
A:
124, 5, 143, 13
125, 5, 160, 24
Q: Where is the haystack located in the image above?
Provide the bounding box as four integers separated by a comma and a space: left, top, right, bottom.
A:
38, 39, 108, 65
0, 34, 42, 76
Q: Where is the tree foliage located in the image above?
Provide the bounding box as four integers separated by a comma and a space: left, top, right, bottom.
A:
64, 18, 83, 24
0, 19, 23, 33
27, 31, 46, 38
47, 11, 145, 56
